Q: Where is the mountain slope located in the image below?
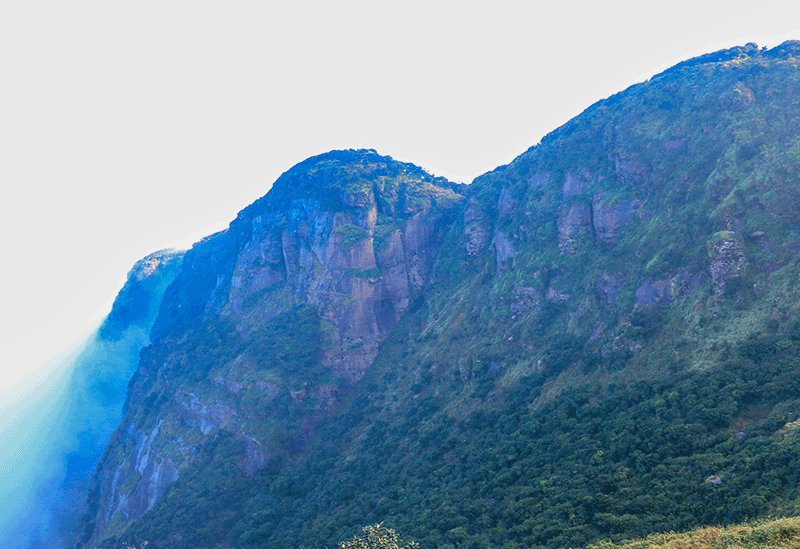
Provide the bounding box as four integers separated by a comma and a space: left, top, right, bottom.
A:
0, 249, 182, 549
74, 151, 464, 548
75, 41, 800, 549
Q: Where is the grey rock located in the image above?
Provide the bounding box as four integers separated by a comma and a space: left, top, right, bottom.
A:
592, 192, 634, 244
558, 203, 593, 253
708, 231, 748, 293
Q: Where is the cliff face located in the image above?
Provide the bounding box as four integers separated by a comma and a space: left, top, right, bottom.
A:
0, 249, 182, 549
74, 42, 800, 549
76, 151, 464, 548
153, 151, 463, 379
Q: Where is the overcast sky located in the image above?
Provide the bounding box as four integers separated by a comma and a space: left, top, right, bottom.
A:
1, 0, 799, 399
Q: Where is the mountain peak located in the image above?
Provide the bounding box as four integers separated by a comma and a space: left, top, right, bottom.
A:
68, 42, 800, 549
242, 148, 458, 217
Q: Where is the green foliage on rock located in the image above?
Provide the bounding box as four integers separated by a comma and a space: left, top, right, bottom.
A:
335, 223, 371, 250
73, 42, 800, 549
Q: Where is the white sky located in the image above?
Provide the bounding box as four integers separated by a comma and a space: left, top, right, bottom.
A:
1, 0, 799, 399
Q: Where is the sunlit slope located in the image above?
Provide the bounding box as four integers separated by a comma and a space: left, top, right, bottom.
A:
587, 517, 800, 549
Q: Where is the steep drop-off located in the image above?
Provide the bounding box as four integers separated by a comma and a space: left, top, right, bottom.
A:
75, 152, 464, 548
0, 249, 182, 549
75, 42, 800, 549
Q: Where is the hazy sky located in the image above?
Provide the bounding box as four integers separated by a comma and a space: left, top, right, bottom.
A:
1, 1, 799, 399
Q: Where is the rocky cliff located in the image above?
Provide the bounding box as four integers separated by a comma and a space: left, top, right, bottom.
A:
75, 151, 464, 548
74, 42, 800, 549
0, 248, 182, 549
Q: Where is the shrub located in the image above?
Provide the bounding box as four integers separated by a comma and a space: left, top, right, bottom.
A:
339, 524, 419, 549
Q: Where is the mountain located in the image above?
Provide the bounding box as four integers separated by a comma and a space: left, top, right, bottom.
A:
69, 41, 800, 549
0, 249, 182, 549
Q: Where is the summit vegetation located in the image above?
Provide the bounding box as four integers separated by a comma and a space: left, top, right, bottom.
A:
71, 41, 800, 549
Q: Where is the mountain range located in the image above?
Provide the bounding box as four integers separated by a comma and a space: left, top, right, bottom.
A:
35, 40, 800, 549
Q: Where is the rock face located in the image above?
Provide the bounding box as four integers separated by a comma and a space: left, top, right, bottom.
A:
153, 151, 463, 382
592, 192, 635, 244
557, 203, 593, 252
464, 199, 489, 256
708, 231, 748, 294
99, 249, 185, 340
70, 43, 800, 549
76, 150, 464, 548
99, 421, 181, 531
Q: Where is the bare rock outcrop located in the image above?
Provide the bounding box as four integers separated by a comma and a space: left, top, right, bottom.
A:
592, 192, 634, 244
495, 230, 517, 269
527, 172, 551, 189
707, 231, 748, 293
563, 170, 592, 197
175, 391, 237, 435
498, 187, 517, 217
94, 421, 182, 542
558, 204, 593, 253
464, 199, 489, 256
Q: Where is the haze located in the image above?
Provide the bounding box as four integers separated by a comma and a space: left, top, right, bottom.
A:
0, 0, 798, 400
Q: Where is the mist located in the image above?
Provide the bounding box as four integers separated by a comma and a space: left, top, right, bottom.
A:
0, 326, 151, 547
0, 250, 183, 548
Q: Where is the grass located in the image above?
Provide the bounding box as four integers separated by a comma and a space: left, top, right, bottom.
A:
587, 517, 800, 549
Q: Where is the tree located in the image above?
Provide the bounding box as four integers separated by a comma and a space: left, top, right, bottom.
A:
339, 524, 419, 549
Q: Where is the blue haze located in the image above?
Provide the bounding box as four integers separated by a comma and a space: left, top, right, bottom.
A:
0, 251, 182, 548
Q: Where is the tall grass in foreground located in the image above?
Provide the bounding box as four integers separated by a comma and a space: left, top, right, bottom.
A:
588, 517, 800, 549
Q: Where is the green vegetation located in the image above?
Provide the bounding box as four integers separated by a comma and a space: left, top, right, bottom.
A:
589, 517, 800, 549
340, 525, 418, 549
107, 326, 800, 549
345, 267, 382, 279
335, 223, 371, 250
75, 44, 800, 549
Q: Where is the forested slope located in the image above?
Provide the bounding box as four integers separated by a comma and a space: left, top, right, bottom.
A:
73, 41, 800, 549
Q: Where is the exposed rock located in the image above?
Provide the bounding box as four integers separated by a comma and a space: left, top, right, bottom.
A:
664, 137, 688, 152
595, 272, 623, 304
403, 209, 435, 291
73, 47, 800, 548
636, 269, 705, 306
498, 187, 517, 217
592, 192, 634, 244
97, 422, 181, 540
527, 172, 551, 189
175, 391, 237, 435
546, 287, 571, 302
708, 231, 748, 293
464, 199, 489, 256
290, 386, 307, 402
558, 203, 593, 253
614, 151, 647, 187
254, 380, 281, 398
214, 374, 244, 394
494, 230, 517, 268
316, 384, 339, 411
635, 279, 673, 306
563, 170, 592, 197
376, 229, 410, 310
511, 287, 541, 313
217, 170, 458, 384
322, 343, 379, 382
243, 437, 267, 476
